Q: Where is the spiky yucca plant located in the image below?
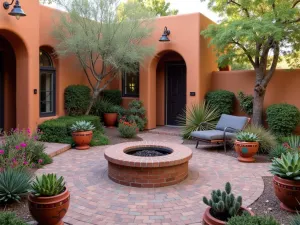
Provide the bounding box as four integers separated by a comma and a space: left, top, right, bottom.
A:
31, 173, 65, 197
0, 168, 31, 203
177, 101, 220, 139
203, 182, 242, 220
270, 152, 300, 180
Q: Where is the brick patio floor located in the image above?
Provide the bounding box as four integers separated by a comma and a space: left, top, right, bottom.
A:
36, 133, 271, 225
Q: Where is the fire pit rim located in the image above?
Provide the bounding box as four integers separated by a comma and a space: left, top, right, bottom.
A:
104, 141, 192, 168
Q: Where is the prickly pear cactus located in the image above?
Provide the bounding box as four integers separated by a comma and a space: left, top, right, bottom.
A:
203, 182, 242, 218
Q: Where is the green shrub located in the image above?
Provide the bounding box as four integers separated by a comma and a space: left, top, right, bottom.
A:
266, 103, 300, 136
39, 115, 103, 144
31, 173, 65, 197
203, 182, 242, 221
64, 85, 91, 116
178, 102, 220, 139
90, 131, 109, 146
237, 91, 253, 116
244, 125, 277, 154
0, 212, 27, 225
118, 121, 138, 138
120, 100, 147, 131
290, 214, 300, 225
227, 215, 280, 225
0, 129, 49, 169
269, 145, 287, 159
205, 90, 235, 115
0, 168, 31, 203
102, 90, 122, 105
38, 152, 53, 166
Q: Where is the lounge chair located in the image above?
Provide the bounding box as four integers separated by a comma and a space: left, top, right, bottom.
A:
190, 114, 250, 152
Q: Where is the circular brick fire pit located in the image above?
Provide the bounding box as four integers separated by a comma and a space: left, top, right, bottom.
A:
104, 142, 193, 188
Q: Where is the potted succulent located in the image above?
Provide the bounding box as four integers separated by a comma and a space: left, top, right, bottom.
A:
202, 182, 254, 225
234, 132, 259, 162
28, 173, 70, 225
270, 151, 300, 212
71, 120, 95, 150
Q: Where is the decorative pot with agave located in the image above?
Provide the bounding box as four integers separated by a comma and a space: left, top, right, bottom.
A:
202, 182, 254, 225
270, 152, 300, 213
28, 174, 70, 225
71, 120, 95, 150
234, 132, 259, 162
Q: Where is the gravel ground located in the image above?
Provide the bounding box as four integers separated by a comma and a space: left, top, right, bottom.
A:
0, 197, 33, 222
104, 127, 143, 144
250, 176, 295, 224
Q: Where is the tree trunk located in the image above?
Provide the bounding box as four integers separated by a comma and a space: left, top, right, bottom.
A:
252, 87, 265, 126
85, 90, 99, 115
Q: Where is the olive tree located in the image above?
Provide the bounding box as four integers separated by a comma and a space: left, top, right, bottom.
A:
201, 0, 300, 125
52, 0, 155, 114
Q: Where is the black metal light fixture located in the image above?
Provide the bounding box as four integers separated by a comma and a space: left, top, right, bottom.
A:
159, 26, 170, 42
3, 0, 26, 20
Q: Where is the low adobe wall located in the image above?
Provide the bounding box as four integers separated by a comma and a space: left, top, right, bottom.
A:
210, 69, 300, 133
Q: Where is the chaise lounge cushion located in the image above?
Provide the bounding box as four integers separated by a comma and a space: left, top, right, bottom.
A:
216, 114, 248, 132
191, 130, 236, 141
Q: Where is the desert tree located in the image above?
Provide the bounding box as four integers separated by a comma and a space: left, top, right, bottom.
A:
201, 0, 300, 125
52, 0, 155, 114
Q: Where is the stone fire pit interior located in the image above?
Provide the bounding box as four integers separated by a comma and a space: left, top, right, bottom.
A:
104, 142, 193, 188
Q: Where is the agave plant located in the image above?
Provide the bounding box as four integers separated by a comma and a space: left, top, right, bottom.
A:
31, 173, 65, 197
270, 152, 300, 180
177, 101, 220, 139
236, 132, 259, 142
285, 135, 300, 150
70, 120, 95, 132
0, 168, 32, 203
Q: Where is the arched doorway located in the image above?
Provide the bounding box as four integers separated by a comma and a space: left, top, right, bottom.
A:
0, 36, 16, 130
156, 51, 187, 126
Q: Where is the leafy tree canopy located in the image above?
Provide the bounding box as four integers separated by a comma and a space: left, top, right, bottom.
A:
201, 0, 300, 125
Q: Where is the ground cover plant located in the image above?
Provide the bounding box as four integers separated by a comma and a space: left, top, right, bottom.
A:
0, 212, 27, 225
118, 117, 138, 138
227, 215, 280, 225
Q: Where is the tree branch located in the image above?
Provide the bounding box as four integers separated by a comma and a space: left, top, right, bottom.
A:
292, 0, 300, 8
227, 0, 250, 17
231, 39, 255, 67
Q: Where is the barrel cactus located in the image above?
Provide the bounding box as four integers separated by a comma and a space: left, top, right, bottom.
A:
203, 182, 242, 218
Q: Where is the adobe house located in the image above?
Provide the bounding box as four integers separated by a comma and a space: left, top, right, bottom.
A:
0, 0, 217, 131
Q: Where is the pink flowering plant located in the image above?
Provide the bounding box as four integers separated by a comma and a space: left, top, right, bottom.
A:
0, 128, 51, 170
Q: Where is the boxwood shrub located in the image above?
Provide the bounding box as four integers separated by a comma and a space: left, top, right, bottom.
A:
38, 115, 104, 144
102, 90, 122, 106
64, 85, 91, 116
205, 90, 235, 115
266, 103, 300, 136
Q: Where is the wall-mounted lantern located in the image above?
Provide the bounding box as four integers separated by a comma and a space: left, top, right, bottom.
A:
159, 26, 171, 42
3, 0, 26, 20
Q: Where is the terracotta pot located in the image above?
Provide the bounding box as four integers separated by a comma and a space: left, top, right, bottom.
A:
28, 188, 70, 225
104, 113, 118, 127
202, 207, 254, 225
72, 130, 93, 150
273, 175, 300, 212
234, 140, 259, 162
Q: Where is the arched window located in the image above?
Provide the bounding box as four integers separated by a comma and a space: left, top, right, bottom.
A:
39, 50, 56, 117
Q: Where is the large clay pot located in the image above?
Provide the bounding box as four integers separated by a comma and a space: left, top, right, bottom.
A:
202, 207, 254, 225
72, 130, 93, 150
28, 188, 70, 225
273, 175, 300, 212
234, 140, 259, 162
104, 113, 118, 127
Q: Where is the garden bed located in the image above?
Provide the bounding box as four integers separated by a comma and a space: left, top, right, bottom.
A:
250, 176, 294, 224
104, 127, 143, 145
0, 198, 33, 222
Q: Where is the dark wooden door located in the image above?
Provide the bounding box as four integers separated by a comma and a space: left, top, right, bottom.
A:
166, 63, 186, 125
0, 53, 3, 131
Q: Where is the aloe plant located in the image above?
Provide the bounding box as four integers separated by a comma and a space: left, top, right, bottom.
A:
270, 152, 300, 180
31, 173, 65, 197
236, 132, 259, 142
